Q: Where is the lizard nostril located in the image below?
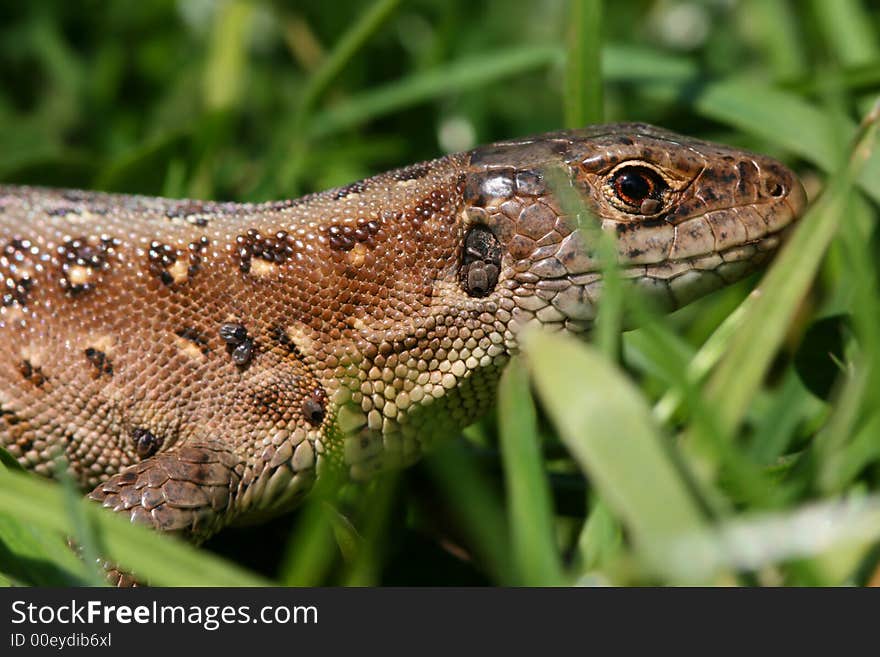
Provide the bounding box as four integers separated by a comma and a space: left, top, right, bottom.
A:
762, 168, 788, 198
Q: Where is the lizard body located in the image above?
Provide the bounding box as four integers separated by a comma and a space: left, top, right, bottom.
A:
0, 123, 805, 543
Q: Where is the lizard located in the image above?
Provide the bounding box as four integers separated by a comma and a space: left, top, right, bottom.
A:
0, 123, 806, 568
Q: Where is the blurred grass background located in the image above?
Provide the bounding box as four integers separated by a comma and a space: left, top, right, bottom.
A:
1, 0, 880, 586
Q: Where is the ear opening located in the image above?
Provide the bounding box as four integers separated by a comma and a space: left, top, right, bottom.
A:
460, 225, 501, 297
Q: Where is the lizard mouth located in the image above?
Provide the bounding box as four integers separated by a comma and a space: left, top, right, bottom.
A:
511, 191, 806, 331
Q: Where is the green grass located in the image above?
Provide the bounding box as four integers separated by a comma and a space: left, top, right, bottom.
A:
1, 0, 880, 586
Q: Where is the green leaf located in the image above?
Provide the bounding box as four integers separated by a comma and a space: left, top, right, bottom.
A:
696, 80, 880, 203
427, 441, 516, 585
308, 42, 697, 139
309, 46, 561, 138
343, 474, 398, 586
0, 445, 25, 473
94, 132, 190, 194
740, 0, 807, 80
0, 469, 270, 586
565, 0, 604, 127
277, 0, 403, 190
809, 0, 879, 67
653, 493, 880, 584
577, 498, 622, 572
498, 356, 565, 585
693, 101, 880, 438
0, 513, 90, 586
821, 413, 880, 492
523, 331, 705, 570
202, 0, 255, 112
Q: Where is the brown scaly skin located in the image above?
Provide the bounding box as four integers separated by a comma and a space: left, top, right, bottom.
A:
0, 123, 806, 552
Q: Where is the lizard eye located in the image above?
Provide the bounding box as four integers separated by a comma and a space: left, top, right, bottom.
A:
460, 225, 501, 297
607, 165, 668, 214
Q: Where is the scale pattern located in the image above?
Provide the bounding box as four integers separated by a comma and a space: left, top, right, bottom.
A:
0, 123, 805, 542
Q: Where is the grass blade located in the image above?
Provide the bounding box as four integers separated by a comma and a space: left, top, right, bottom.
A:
0, 469, 270, 586
278, 500, 339, 586
278, 0, 402, 189
498, 356, 565, 585
523, 331, 705, 563
696, 80, 880, 203
577, 498, 622, 572
565, 0, 604, 127
310, 46, 561, 138
695, 101, 880, 437
0, 513, 90, 586
653, 493, 880, 584
427, 441, 516, 585
297, 0, 402, 121
202, 0, 254, 112
809, 0, 879, 67
310, 42, 699, 139
741, 0, 807, 80
343, 474, 398, 586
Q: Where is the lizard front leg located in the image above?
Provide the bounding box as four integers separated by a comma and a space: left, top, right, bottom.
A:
85, 433, 318, 585
82, 441, 244, 586
87, 441, 245, 542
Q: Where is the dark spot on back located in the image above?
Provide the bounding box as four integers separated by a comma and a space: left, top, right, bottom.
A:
57, 235, 118, 295
331, 180, 368, 200
84, 348, 113, 377
271, 325, 306, 359
166, 201, 210, 227
392, 162, 431, 181
0, 406, 23, 426
272, 325, 292, 349
219, 322, 248, 344
18, 359, 47, 387
236, 229, 294, 273
2, 238, 36, 307
131, 427, 163, 459
187, 237, 209, 277
147, 241, 180, 285
302, 387, 327, 426
46, 206, 78, 217
175, 327, 211, 356
147, 237, 207, 285
326, 217, 383, 252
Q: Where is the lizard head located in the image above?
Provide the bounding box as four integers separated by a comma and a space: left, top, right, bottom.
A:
457, 122, 807, 332
314, 123, 806, 478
